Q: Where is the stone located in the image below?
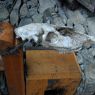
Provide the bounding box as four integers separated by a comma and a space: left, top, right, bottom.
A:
74, 24, 86, 34
27, 7, 38, 16
3, 19, 9, 22
13, 0, 21, 9
66, 10, 87, 34
91, 0, 95, 6
43, 7, 65, 25
43, 8, 56, 23
87, 17, 95, 37
26, 0, 38, 16
82, 63, 95, 95
66, 9, 86, 25
27, 0, 38, 8
58, 7, 67, 24
10, 0, 21, 26
19, 18, 32, 27
0, 0, 13, 7
76, 47, 95, 95
52, 15, 65, 26
0, 6, 9, 21
38, 0, 56, 13
80, 64, 84, 71
10, 9, 19, 26
23, 0, 27, 3
86, 64, 95, 82
32, 13, 43, 23
20, 3, 28, 18
0, 0, 14, 12
77, 53, 83, 65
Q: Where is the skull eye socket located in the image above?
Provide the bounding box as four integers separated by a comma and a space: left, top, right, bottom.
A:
45, 32, 58, 42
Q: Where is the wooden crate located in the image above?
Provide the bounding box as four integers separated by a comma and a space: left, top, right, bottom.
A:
26, 50, 81, 95
0, 22, 14, 50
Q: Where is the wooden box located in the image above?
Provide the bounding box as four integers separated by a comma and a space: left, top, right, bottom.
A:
26, 50, 81, 95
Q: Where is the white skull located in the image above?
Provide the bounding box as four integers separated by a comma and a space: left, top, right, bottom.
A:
15, 23, 95, 52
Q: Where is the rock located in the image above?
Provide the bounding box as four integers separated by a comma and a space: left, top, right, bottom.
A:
27, 0, 38, 8
26, 0, 38, 16
89, 48, 95, 58
58, 6, 67, 24
43, 8, 64, 25
67, 19, 86, 34
77, 53, 83, 65
0, 6, 9, 21
66, 9, 87, 34
27, 7, 38, 16
10, 0, 21, 26
83, 40, 94, 49
32, 13, 43, 23
29, 8, 38, 16
74, 24, 86, 34
38, 0, 56, 13
76, 47, 95, 95
66, 9, 86, 24
87, 17, 95, 37
20, 3, 29, 18
91, 0, 95, 6
23, 0, 27, 3
80, 64, 84, 71
52, 14, 65, 26
0, 0, 14, 13
43, 8, 56, 23
19, 18, 32, 27
3, 19, 9, 22
80, 48, 95, 65
0, 0, 13, 8
13, 0, 21, 9
86, 64, 95, 82
10, 9, 19, 26
83, 64, 95, 95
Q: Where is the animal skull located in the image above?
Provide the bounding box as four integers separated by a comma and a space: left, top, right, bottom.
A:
15, 23, 95, 52
15, 23, 61, 42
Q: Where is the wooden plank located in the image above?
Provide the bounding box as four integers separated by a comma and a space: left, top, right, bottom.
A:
26, 50, 81, 95
2, 50, 25, 95
0, 22, 14, 50
26, 80, 48, 95
26, 50, 81, 80
53, 79, 81, 95
0, 56, 4, 71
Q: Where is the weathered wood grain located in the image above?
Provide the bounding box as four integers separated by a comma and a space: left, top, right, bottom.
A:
2, 50, 25, 95
0, 22, 14, 50
26, 50, 81, 95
